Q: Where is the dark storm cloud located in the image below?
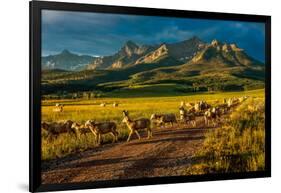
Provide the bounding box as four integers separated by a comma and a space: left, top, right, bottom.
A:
42, 10, 265, 61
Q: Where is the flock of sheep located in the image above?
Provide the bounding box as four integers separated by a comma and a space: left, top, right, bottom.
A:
42, 96, 248, 145
53, 102, 119, 112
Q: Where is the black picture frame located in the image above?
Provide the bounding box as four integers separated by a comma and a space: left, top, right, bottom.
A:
29, 1, 271, 192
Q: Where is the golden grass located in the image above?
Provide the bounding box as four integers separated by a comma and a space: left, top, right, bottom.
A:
185, 96, 265, 174
41, 89, 264, 161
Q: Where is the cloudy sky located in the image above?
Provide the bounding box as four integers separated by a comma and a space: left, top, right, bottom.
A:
42, 10, 265, 61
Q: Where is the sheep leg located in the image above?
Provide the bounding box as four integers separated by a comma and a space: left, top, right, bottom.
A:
204, 117, 208, 126
91, 132, 97, 144
77, 132, 81, 140
180, 119, 184, 125
180, 119, 186, 126
89, 128, 98, 144
73, 130, 79, 139
127, 130, 133, 142
192, 121, 195, 127
98, 134, 101, 145
147, 128, 152, 139
135, 130, 141, 140
74, 130, 79, 139
110, 132, 116, 143
212, 119, 216, 127
54, 134, 59, 141
92, 133, 98, 144
184, 119, 188, 126
114, 131, 119, 142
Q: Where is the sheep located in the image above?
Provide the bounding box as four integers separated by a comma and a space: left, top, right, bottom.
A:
232, 97, 239, 104
187, 106, 196, 114
150, 113, 177, 127
113, 102, 118, 107
185, 102, 195, 108
53, 104, 64, 112
85, 120, 118, 145
71, 122, 92, 138
227, 98, 233, 107
180, 101, 196, 109
238, 96, 248, 103
216, 103, 230, 114
200, 101, 211, 111
227, 97, 240, 107
194, 102, 200, 112
194, 101, 210, 112
180, 101, 185, 107
100, 103, 106, 107
179, 106, 196, 127
212, 107, 222, 116
204, 109, 216, 127
41, 120, 75, 140
122, 110, 152, 142
204, 107, 221, 127
179, 106, 187, 121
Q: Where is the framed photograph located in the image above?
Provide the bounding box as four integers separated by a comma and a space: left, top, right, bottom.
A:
30, 1, 271, 192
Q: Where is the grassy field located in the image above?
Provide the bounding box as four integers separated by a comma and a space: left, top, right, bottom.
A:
185, 96, 265, 174
41, 89, 264, 160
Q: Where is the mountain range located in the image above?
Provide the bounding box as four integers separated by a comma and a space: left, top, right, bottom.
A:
42, 36, 206, 71
86, 36, 205, 70
42, 49, 95, 71
41, 36, 265, 96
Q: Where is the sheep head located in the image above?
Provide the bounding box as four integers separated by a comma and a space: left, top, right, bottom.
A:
71, 122, 79, 129
122, 110, 129, 117
85, 120, 95, 128
41, 122, 49, 130
150, 114, 156, 120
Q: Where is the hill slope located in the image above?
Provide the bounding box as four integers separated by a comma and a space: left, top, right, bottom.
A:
41, 38, 265, 96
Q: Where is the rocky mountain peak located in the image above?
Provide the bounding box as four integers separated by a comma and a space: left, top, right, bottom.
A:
124, 40, 138, 48
189, 36, 201, 42
211, 39, 221, 47
159, 43, 168, 50
191, 39, 260, 67
61, 49, 72, 55
230, 43, 243, 51
121, 40, 140, 57
42, 49, 94, 71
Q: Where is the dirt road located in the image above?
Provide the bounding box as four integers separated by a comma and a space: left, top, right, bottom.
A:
42, 119, 213, 184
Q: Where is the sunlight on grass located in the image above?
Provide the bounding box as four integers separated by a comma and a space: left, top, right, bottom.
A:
185, 96, 265, 174
41, 89, 264, 161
